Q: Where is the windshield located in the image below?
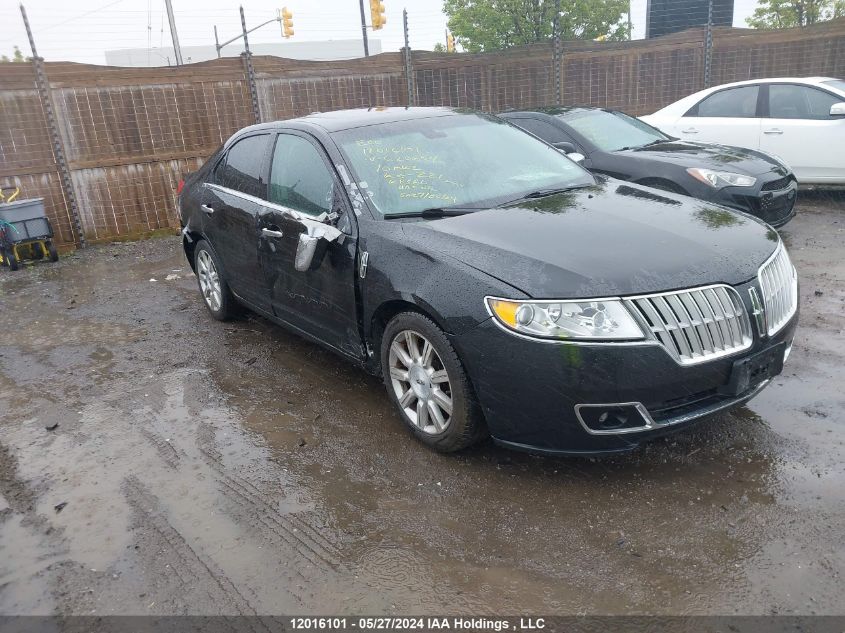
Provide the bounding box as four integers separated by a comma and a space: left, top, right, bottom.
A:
332, 114, 593, 216
822, 79, 845, 94
558, 109, 669, 152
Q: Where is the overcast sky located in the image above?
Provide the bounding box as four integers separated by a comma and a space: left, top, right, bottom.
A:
1, 0, 760, 65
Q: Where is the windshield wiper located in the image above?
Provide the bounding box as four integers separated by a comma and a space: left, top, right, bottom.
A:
383, 207, 477, 220
617, 139, 666, 152
499, 184, 590, 206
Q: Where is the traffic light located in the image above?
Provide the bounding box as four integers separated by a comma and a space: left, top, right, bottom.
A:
370, 0, 386, 30
446, 32, 455, 52
281, 7, 294, 38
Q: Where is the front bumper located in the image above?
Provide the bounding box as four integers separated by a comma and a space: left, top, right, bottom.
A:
451, 284, 798, 455
694, 175, 797, 228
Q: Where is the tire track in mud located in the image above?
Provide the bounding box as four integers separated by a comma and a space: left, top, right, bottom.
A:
139, 427, 182, 470
122, 475, 274, 627
195, 423, 346, 575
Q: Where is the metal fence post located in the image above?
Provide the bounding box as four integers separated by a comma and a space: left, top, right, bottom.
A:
240, 6, 261, 124
704, 0, 714, 88
20, 3, 86, 247
552, 0, 562, 104
402, 9, 415, 107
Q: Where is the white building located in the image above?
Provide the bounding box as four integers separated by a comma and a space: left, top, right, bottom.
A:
105, 39, 382, 67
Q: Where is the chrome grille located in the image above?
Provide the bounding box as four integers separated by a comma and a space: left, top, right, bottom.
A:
625, 286, 752, 365
758, 243, 798, 336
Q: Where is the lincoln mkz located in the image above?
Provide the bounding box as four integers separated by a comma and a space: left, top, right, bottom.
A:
178, 108, 798, 455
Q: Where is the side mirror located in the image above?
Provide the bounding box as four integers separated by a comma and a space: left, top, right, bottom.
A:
293, 219, 344, 272
295, 233, 323, 272
568, 152, 586, 163
553, 141, 577, 154
830, 102, 845, 117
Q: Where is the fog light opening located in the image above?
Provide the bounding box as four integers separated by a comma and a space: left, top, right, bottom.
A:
575, 403, 653, 435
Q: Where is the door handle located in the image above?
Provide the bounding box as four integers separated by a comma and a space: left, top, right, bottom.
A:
681, 128, 699, 134
763, 128, 783, 135
200, 203, 214, 214
261, 227, 284, 238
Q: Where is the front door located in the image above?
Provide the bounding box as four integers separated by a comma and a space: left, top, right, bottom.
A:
675, 84, 762, 151
258, 132, 362, 358
760, 83, 845, 182
201, 133, 271, 309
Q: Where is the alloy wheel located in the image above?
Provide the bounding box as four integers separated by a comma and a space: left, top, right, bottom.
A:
388, 329, 453, 434
197, 250, 222, 312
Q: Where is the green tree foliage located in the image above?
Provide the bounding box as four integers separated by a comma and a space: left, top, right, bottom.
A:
746, 0, 845, 28
1, 46, 26, 63
442, 0, 629, 52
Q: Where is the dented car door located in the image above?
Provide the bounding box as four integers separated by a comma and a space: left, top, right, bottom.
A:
257, 131, 361, 356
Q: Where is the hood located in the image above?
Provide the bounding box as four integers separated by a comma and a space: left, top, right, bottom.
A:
619, 140, 787, 177
401, 179, 780, 299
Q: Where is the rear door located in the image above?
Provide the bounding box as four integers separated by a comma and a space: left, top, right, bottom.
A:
202, 133, 271, 309
674, 84, 762, 150
258, 131, 362, 357
760, 83, 845, 182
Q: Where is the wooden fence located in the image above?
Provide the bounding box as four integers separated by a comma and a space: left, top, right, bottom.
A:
1, 18, 844, 247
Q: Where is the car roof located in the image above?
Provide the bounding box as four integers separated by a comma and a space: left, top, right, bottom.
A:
235, 107, 464, 138
502, 105, 605, 117
702, 77, 839, 91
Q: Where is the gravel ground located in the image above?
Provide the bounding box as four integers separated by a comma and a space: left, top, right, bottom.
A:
0, 192, 843, 616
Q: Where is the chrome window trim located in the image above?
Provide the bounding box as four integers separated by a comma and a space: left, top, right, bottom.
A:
205, 182, 335, 228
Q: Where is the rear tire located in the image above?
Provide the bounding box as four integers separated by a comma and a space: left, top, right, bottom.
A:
47, 241, 59, 262
381, 311, 486, 452
193, 240, 237, 321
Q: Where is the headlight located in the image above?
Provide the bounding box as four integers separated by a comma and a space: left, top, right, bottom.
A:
486, 297, 646, 341
687, 168, 756, 188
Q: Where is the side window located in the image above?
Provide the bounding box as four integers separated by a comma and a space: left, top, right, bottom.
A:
513, 118, 573, 145
218, 134, 269, 198
269, 134, 334, 216
769, 84, 839, 120
691, 86, 760, 118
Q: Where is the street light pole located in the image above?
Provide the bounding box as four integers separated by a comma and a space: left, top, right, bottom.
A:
164, 0, 183, 65
358, 0, 370, 57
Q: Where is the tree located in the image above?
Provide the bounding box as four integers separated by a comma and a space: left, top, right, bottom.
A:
433, 42, 447, 52
1, 46, 26, 63
442, 0, 629, 53
746, 0, 845, 28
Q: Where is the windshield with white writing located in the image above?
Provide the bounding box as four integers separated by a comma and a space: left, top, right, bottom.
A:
333, 114, 594, 216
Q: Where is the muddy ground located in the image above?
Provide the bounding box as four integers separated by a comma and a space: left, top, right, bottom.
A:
0, 193, 843, 616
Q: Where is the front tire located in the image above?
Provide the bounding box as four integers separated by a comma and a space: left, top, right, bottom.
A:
193, 240, 237, 321
381, 312, 486, 452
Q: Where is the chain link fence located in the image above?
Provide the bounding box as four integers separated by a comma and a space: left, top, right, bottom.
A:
1, 12, 844, 246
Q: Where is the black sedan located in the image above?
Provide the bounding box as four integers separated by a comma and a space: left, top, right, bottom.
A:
499, 106, 797, 227
179, 107, 798, 455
